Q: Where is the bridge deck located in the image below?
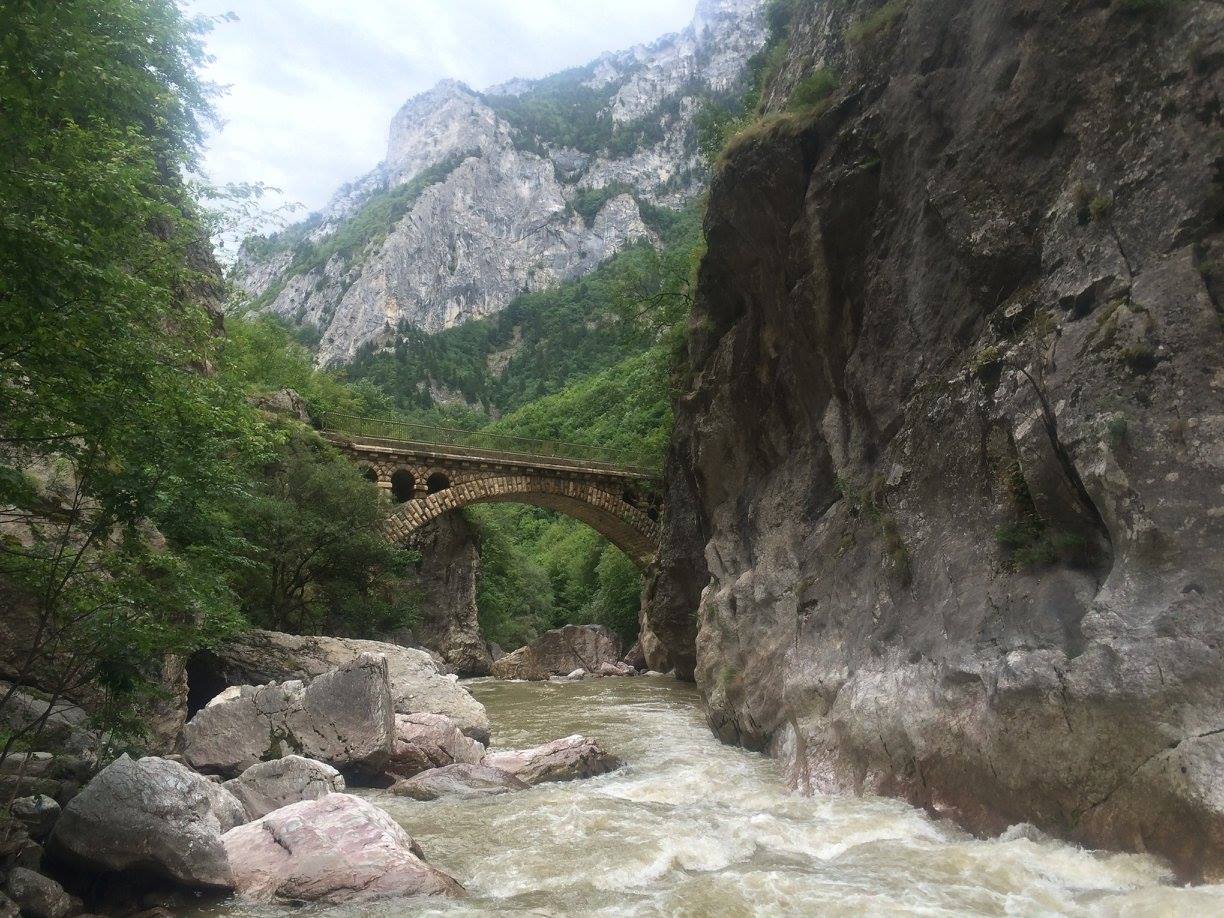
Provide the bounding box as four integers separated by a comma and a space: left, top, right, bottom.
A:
321, 423, 660, 481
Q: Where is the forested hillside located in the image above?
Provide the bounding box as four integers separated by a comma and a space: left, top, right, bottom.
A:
0, 2, 439, 753
338, 209, 701, 648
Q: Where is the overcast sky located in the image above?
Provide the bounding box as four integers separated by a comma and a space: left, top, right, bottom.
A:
190, 0, 696, 220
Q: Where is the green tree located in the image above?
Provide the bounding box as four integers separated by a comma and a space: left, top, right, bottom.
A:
228, 432, 419, 636
0, 0, 259, 761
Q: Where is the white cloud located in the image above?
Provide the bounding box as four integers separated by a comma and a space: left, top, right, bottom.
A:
190, 0, 696, 220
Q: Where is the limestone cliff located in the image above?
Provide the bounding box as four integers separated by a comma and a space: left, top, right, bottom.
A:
232, 0, 767, 366
645, 0, 1224, 880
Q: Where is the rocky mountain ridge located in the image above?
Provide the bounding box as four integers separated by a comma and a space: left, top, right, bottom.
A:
232, 0, 766, 366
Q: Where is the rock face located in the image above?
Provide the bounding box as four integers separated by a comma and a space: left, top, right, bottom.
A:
390, 763, 528, 800
482, 735, 620, 785
644, 0, 1224, 882
183, 653, 395, 778
231, 0, 769, 367
222, 756, 345, 819
411, 513, 492, 676
221, 793, 464, 904
49, 755, 244, 888
490, 625, 622, 681
193, 629, 490, 743
384, 712, 485, 780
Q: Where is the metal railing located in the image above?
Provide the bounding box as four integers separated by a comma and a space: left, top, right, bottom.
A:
320, 412, 661, 477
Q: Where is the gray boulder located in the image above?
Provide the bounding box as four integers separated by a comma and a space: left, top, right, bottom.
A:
221, 793, 464, 904
49, 755, 243, 889
384, 713, 484, 780
10, 795, 59, 841
198, 630, 490, 742
390, 763, 528, 800
4, 868, 80, 918
482, 735, 620, 785
489, 625, 622, 681
222, 756, 344, 819
182, 653, 394, 778
0, 683, 97, 756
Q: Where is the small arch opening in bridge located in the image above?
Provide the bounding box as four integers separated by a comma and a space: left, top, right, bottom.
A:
426, 472, 451, 495
360, 466, 378, 484
390, 469, 416, 503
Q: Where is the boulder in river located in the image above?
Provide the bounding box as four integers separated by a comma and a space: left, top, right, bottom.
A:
182, 653, 394, 778
482, 735, 620, 785
384, 713, 485, 781
221, 793, 465, 904
49, 755, 244, 889
489, 625, 622, 681
223, 756, 345, 819
622, 638, 646, 671
390, 763, 528, 800
191, 629, 490, 742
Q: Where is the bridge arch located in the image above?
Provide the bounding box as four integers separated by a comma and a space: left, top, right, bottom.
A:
389, 468, 416, 503
385, 474, 658, 568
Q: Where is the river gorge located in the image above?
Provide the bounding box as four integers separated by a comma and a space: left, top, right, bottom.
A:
195, 677, 1224, 917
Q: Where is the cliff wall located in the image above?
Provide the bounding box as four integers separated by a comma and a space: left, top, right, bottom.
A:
646, 0, 1224, 879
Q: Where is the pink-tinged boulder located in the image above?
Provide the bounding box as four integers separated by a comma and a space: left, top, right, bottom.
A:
182, 653, 394, 778
48, 755, 244, 889
390, 763, 528, 801
221, 794, 464, 904
384, 713, 484, 781
482, 735, 620, 785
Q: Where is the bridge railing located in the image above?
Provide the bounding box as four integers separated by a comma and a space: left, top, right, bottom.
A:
320, 413, 661, 476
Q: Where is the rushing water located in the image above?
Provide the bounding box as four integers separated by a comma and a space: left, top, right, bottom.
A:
205, 676, 1224, 917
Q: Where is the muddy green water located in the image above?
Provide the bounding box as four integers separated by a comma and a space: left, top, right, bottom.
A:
206, 676, 1224, 916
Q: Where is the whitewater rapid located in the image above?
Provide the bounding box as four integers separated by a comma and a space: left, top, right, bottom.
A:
203, 676, 1224, 916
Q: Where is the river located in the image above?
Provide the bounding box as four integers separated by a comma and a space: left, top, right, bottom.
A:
205, 676, 1224, 916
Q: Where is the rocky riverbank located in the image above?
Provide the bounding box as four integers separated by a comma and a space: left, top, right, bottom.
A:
0, 630, 626, 915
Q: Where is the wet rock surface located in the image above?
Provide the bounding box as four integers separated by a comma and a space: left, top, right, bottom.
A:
389, 763, 528, 800
194, 629, 490, 742
644, 0, 1224, 881
384, 712, 485, 781
490, 625, 622, 681
222, 756, 345, 819
220, 793, 464, 904
48, 755, 243, 889
182, 653, 395, 778
482, 735, 620, 785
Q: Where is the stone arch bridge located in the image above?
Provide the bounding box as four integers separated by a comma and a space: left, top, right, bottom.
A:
321, 414, 663, 567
